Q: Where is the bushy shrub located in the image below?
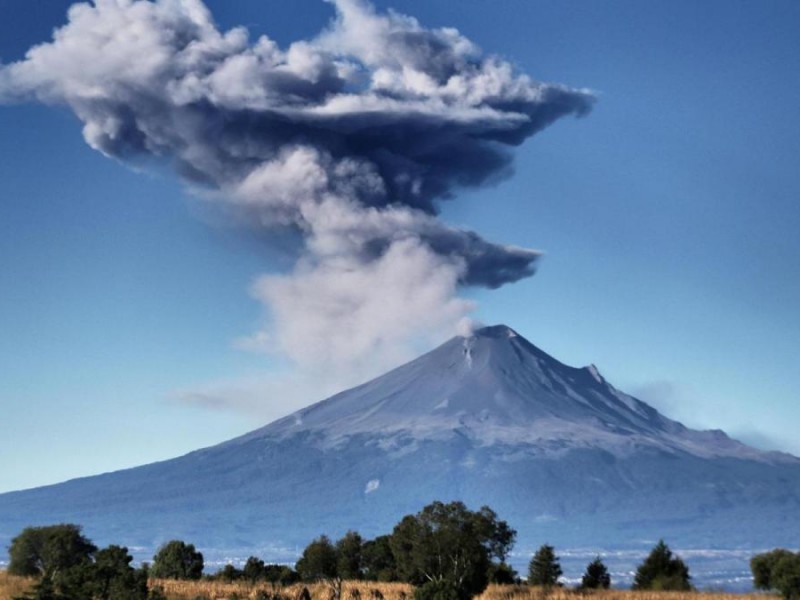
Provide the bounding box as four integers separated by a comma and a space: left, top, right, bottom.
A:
413, 580, 465, 600
217, 564, 242, 582
488, 562, 517, 585
150, 540, 204, 580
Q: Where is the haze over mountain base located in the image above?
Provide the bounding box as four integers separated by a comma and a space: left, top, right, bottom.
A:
2, 326, 798, 589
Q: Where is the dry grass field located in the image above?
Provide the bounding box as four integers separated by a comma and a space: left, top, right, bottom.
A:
477, 585, 766, 600
0, 572, 34, 600
151, 579, 411, 600
0, 575, 772, 600
142, 582, 776, 600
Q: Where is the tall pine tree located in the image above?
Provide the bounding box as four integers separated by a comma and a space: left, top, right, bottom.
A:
528, 545, 562, 587
581, 557, 611, 589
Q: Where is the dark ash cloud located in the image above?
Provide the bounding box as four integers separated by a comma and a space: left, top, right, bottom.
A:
1, 0, 594, 381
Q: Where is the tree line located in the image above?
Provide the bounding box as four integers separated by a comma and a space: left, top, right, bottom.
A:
5, 501, 799, 600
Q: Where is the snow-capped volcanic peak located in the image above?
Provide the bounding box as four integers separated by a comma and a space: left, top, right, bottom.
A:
238, 325, 793, 464
2, 325, 799, 572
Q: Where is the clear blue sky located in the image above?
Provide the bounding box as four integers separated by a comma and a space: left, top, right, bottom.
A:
1, 0, 799, 493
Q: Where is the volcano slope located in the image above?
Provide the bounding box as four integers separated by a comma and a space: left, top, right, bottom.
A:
1, 325, 798, 561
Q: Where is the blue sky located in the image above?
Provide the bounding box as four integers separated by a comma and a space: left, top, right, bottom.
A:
1, 0, 799, 493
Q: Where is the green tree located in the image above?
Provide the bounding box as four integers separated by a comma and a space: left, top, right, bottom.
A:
242, 557, 266, 582
263, 564, 300, 585
473, 507, 516, 564
296, 535, 338, 581
45, 562, 95, 600
217, 563, 244, 582
92, 545, 148, 600
632, 540, 690, 591
362, 535, 397, 582
753, 551, 800, 600
772, 553, 800, 600
580, 557, 610, 590
390, 501, 515, 600
11, 537, 147, 600
487, 562, 517, 585
414, 580, 463, 600
752, 549, 796, 591
527, 545, 561, 587
8, 524, 97, 579
336, 531, 364, 580
150, 540, 204, 580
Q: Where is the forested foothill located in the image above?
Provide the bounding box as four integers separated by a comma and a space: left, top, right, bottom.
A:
3, 502, 798, 600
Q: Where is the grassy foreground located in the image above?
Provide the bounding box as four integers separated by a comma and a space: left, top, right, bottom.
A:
0, 575, 769, 600
0, 573, 34, 600
152, 580, 411, 600
478, 586, 763, 600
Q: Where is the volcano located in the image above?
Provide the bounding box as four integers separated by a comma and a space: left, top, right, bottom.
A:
1, 325, 799, 579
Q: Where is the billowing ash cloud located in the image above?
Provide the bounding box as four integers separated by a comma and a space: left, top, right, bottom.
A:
0, 0, 593, 402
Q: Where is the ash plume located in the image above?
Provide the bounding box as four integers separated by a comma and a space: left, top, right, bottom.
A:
0, 0, 594, 408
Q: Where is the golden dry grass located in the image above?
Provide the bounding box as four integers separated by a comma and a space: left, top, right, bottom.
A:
0, 572, 34, 600
0, 575, 775, 600
152, 579, 412, 600
476, 585, 768, 600
150, 581, 773, 600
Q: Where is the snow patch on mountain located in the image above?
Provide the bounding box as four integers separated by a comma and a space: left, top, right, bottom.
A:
462, 337, 474, 370
586, 364, 603, 383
